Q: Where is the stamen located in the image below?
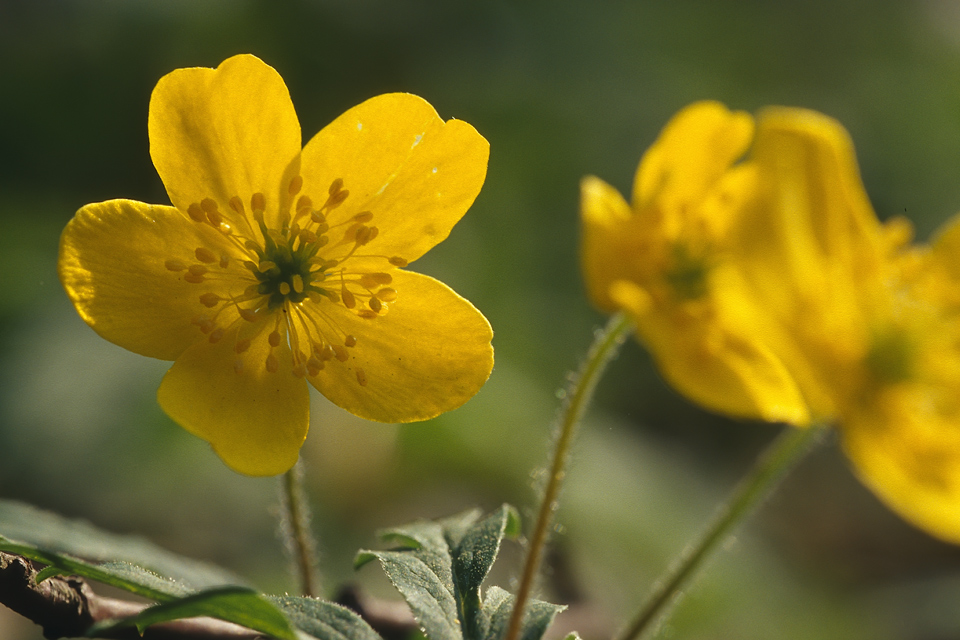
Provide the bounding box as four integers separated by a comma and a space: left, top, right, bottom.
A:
355, 368, 367, 386
369, 297, 382, 313
208, 328, 224, 343
239, 308, 259, 322
326, 189, 349, 210
199, 293, 220, 307
307, 357, 324, 376
353, 211, 374, 223
341, 287, 356, 309
187, 203, 206, 222
165, 259, 187, 271
266, 354, 279, 373
320, 344, 335, 361
389, 256, 409, 267
376, 288, 398, 302
195, 247, 217, 263
344, 335, 358, 347
297, 195, 313, 212
184, 273, 205, 284
328, 178, 343, 196
235, 339, 252, 354
201, 198, 223, 226
357, 310, 378, 319
220, 255, 230, 269
269, 331, 282, 348
229, 196, 245, 214
251, 193, 266, 220
279, 282, 291, 296
311, 210, 327, 224
188, 265, 208, 277
332, 344, 349, 362
292, 274, 304, 294
289, 175, 304, 196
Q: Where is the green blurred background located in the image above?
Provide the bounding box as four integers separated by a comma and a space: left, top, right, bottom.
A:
5, 0, 960, 638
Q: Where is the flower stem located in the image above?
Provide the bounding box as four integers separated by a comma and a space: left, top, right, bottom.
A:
615, 423, 829, 640
281, 461, 317, 597
505, 312, 634, 640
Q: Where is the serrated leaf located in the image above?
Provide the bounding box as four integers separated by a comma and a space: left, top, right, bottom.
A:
88, 586, 297, 640
271, 596, 383, 640
356, 505, 539, 640
0, 499, 243, 588
482, 587, 565, 640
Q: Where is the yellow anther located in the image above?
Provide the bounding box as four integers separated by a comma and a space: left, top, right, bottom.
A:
243, 284, 261, 297
269, 331, 282, 348
320, 344, 336, 361
199, 292, 220, 307
235, 339, 252, 354
219, 255, 230, 269
332, 344, 349, 362
328, 178, 344, 196
243, 260, 259, 272
344, 335, 357, 348
354, 225, 371, 245
239, 308, 259, 322
208, 328, 224, 344
188, 265, 208, 276
293, 362, 306, 378
311, 210, 327, 224
366, 226, 379, 242
307, 357, 324, 376
326, 189, 349, 209
300, 229, 317, 244
376, 288, 398, 302
369, 297, 382, 313
194, 317, 215, 334
251, 192, 266, 213
165, 259, 186, 271
292, 274, 304, 294
371, 273, 393, 284
195, 247, 217, 263
307, 290, 324, 304
259, 260, 277, 272
341, 287, 356, 309
297, 195, 313, 212
360, 274, 379, 289
187, 203, 206, 222
355, 368, 367, 386
353, 211, 374, 223
389, 256, 409, 267
244, 240, 260, 252
266, 354, 279, 373
184, 273, 205, 284
289, 175, 304, 196
234, 359, 244, 375
357, 310, 378, 319
279, 282, 291, 296
229, 196, 244, 214
201, 198, 219, 214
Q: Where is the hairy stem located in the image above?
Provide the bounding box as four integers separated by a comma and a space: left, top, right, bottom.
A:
616, 423, 828, 640
281, 462, 317, 598
505, 312, 634, 640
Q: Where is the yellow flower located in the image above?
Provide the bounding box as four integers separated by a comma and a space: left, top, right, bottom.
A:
58, 54, 494, 476
580, 101, 808, 425
735, 107, 960, 543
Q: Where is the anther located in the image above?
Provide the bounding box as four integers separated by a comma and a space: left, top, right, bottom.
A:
235, 339, 252, 354
311, 210, 327, 224
389, 256, 409, 267
195, 247, 217, 263
219, 255, 230, 269
251, 192, 266, 215
357, 310, 378, 319
332, 344, 349, 362
209, 328, 224, 344
376, 288, 398, 302
320, 344, 336, 361
326, 189, 349, 209
372, 273, 393, 284
297, 195, 313, 212
239, 308, 259, 322
229, 196, 245, 214
341, 287, 356, 309
279, 282, 291, 296
266, 354, 279, 373
184, 273, 205, 284
188, 265, 208, 277
344, 335, 357, 348
259, 260, 277, 272
292, 274, 304, 294
353, 211, 374, 223
187, 203, 206, 222
369, 297, 382, 313
307, 357, 324, 376
165, 259, 187, 271
201, 198, 223, 226
329, 178, 344, 196
199, 293, 220, 307
355, 368, 367, 386
269, 331, 282, 348
194, 317, 215, 334
288, 175, 304, 196
300, 229, 318, 244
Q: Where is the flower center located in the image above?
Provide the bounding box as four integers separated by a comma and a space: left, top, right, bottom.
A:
168, 176, 409, 385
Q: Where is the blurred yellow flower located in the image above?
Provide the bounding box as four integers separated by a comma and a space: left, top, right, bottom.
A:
58, 54, 494, 476
580, 101, 808, 425
735, 107, 960, 543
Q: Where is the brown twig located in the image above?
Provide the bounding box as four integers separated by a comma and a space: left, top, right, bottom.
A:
0, 551, 265, 639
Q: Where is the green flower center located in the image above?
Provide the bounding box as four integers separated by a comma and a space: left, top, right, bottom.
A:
253, 224, 327, 310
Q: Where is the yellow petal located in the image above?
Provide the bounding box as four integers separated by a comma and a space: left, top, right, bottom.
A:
633, 101, 754, 219
157, 322, 310, 476
611, 279, 809, 424
148, 54, 302, 231
299, 93, 489, 268
580, 175, 639, 312
58, 199, 234, 361
306, 270, 493, 422
843, 388, 960, 544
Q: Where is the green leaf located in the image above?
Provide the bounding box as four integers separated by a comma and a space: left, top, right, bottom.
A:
356, 504, 553, 640
88, 586, 297, 640
481, 587, 565, 640
0, 535, 188, 600
0, 499, 243, 589
271, 596, 383, 640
